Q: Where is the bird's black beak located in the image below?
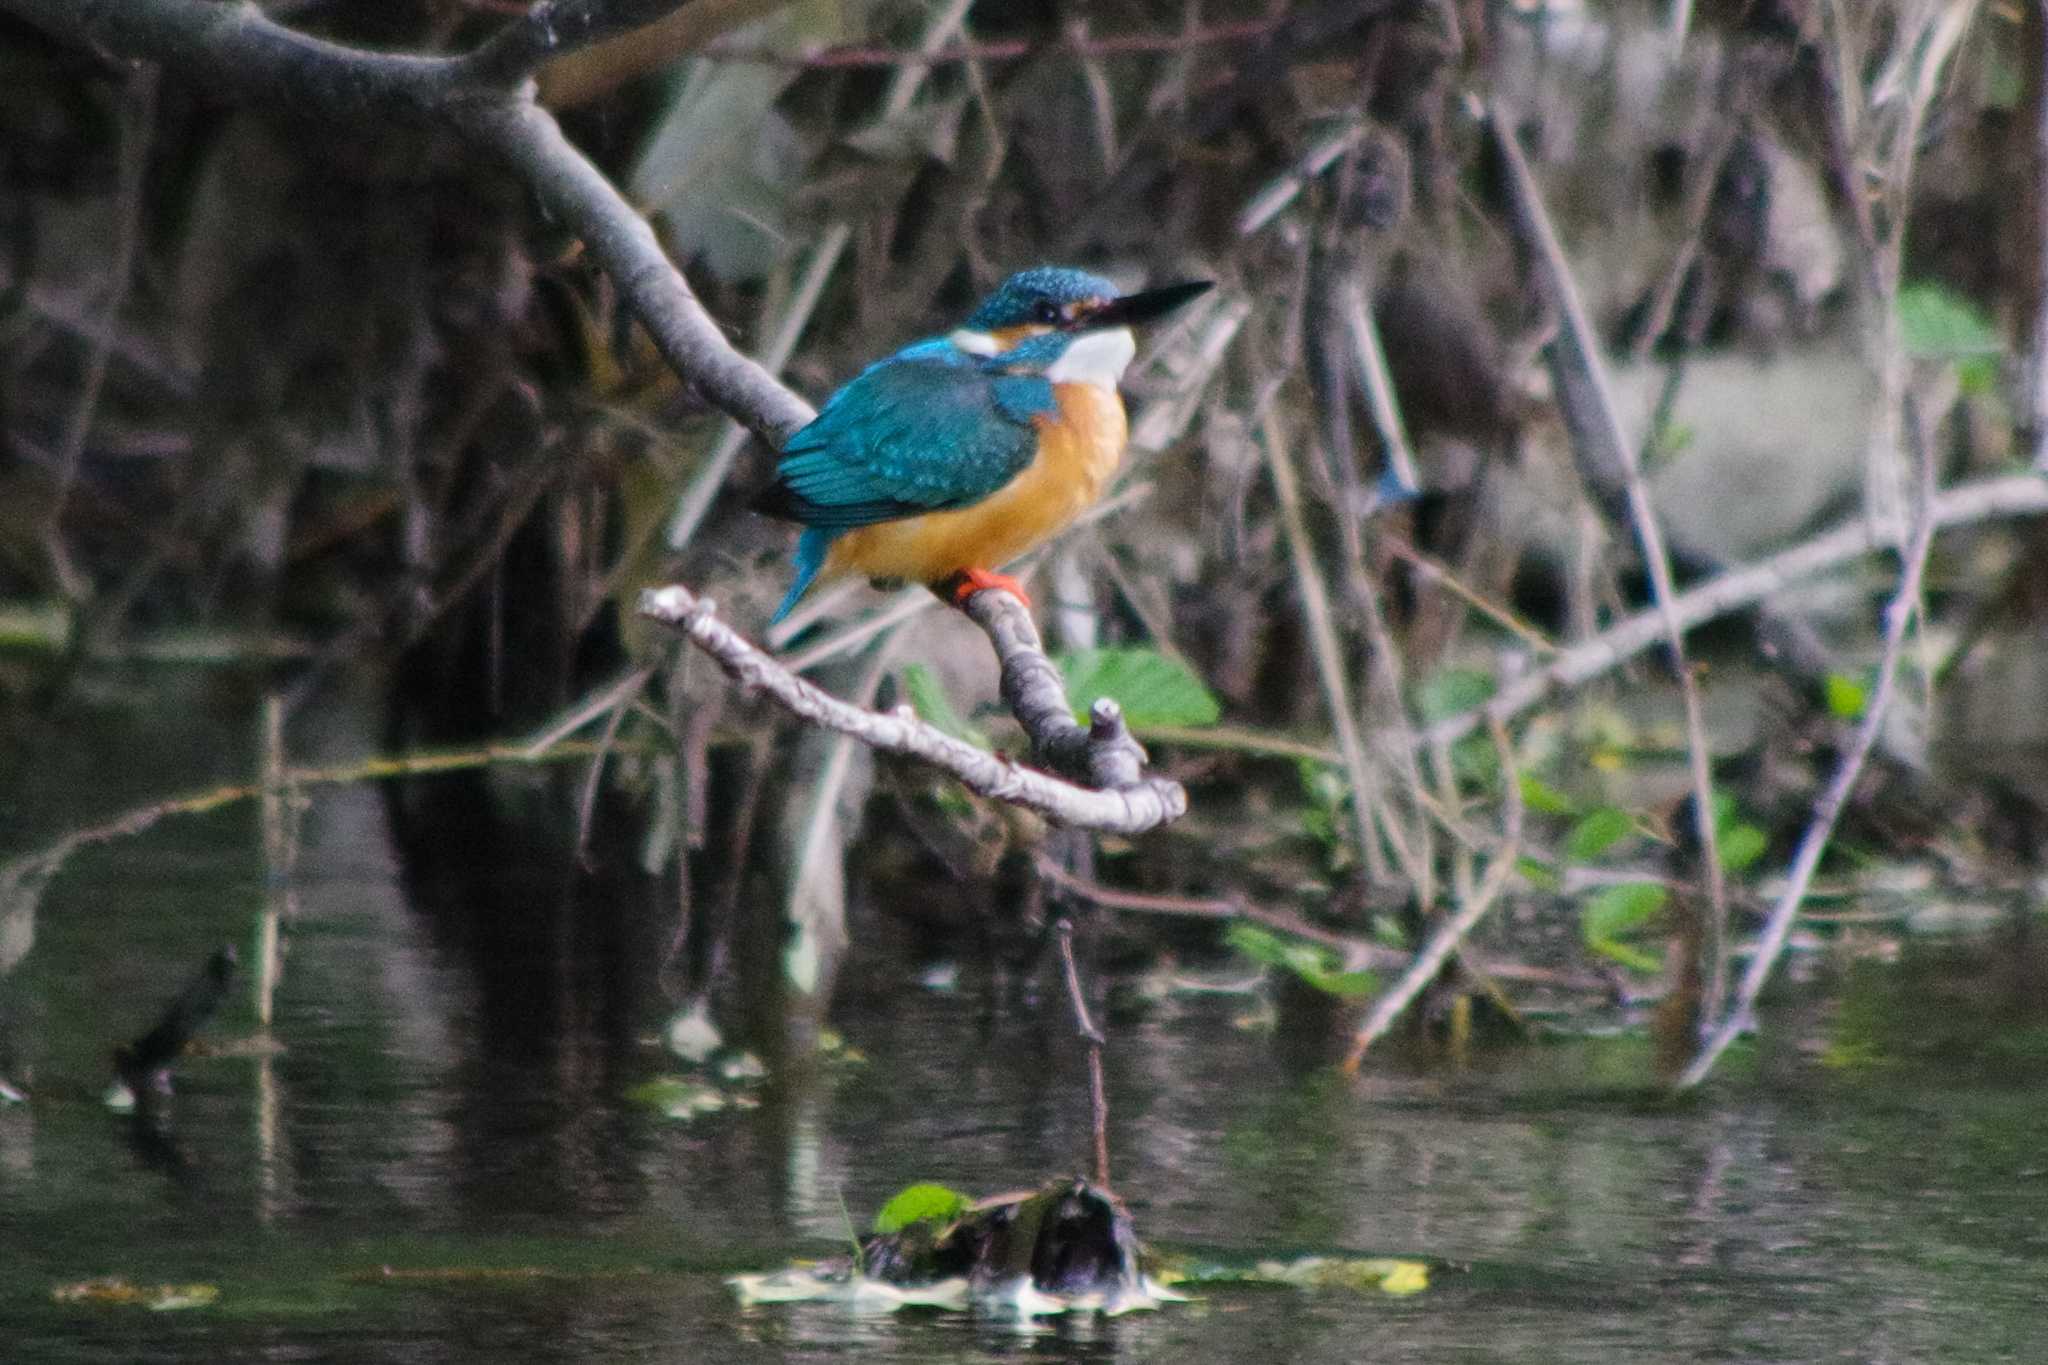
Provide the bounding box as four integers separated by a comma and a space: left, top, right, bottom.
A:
1077, 280, 1213, 329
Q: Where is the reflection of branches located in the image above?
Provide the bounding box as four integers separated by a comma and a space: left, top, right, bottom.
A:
4, 0, 1182, 824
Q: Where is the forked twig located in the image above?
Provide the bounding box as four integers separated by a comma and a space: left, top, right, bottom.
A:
640, 585, 1187, 834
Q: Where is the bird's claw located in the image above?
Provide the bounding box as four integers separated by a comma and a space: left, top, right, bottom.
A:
940, 568, 1031, 610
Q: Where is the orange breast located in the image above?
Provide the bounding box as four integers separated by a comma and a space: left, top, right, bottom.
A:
822, 382, 1128, 589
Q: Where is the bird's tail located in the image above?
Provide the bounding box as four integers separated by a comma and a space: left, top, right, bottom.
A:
769, 528, 834, 625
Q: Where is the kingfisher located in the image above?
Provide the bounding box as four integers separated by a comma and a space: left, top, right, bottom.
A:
753, 267, 1213, 625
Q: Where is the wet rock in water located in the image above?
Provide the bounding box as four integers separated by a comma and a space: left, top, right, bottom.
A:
732, 1178, 1183, 1317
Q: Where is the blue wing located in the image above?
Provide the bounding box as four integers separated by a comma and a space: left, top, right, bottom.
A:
753, 345, 1055, 531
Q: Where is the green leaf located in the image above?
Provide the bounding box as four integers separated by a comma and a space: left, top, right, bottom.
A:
1581, 881, 1666, 941
872, 1182, 972, 1235
1564, 807, 1634, 862
1057, 647, 1221, 729
1225, 923, 1374, 999
1414, 667, 1495, 723
1898, 282, 2002, 360
1516, 856, 1562, 892
1518, 775, 1577, 816
1958, 356, 1998, 397
1718, 823, 1769, 873
899, 663, 986, 748
1824, 672, 1868, 720
1580, 882, 1667, 974
1588, 938, 1665, 973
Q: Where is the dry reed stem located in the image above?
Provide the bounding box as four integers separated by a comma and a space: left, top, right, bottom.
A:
1479, 94, 1730, 1017
1677, 439, 1943, 1089
1342, 711, 1524, 1071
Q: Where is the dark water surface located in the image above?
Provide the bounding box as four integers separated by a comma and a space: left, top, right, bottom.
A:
4, 676, 2047, 1363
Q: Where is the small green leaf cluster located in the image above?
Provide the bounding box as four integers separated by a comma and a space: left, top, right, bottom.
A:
1057, 647, 1222, 728
871, 1182, 972, 1235
1226, 923, 1374, 1000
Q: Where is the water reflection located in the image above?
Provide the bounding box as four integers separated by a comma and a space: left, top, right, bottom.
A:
3, 680, 2048, 1361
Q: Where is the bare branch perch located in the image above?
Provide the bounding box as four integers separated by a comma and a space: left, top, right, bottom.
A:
640, 585, 1188, 835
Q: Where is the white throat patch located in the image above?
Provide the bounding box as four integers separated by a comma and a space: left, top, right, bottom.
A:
947, 328, 1002, 356
1044, 327, 1136, 389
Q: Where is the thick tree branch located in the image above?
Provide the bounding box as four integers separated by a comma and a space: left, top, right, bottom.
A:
11, 0, 1184, 822
464, 99, 815, 443
640, 586, 1188, 835
1, 0, 814, 447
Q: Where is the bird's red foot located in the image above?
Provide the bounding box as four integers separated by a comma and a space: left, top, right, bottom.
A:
938, 567, 1031, 610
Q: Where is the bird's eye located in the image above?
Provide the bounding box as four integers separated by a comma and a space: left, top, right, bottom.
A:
1032, 300, 1061, 324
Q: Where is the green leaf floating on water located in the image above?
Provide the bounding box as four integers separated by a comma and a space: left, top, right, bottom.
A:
1158, 1253, 1430, 1297
52, 1278, 220, 1311
1251, 1256, 1430, 1296
873, 1182, 972, 1235
1056, 647, 1221, 728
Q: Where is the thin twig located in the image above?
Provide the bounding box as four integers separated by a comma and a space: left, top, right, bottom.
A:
1415, 473, 2048, 749
45, 66, 156, 604
698, 17, 1292, 70
1343, 711, 1524, 1070
1054, 918, 1111, 1190
1676, 433, 1943, 1090
1376, 533, 1555, 652
1031, 852, 1399, 962
1338, 276, 1422, 499
1257, 398, 1402, 884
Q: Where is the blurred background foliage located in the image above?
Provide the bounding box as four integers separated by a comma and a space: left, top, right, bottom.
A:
1, 0, 2042, 1076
